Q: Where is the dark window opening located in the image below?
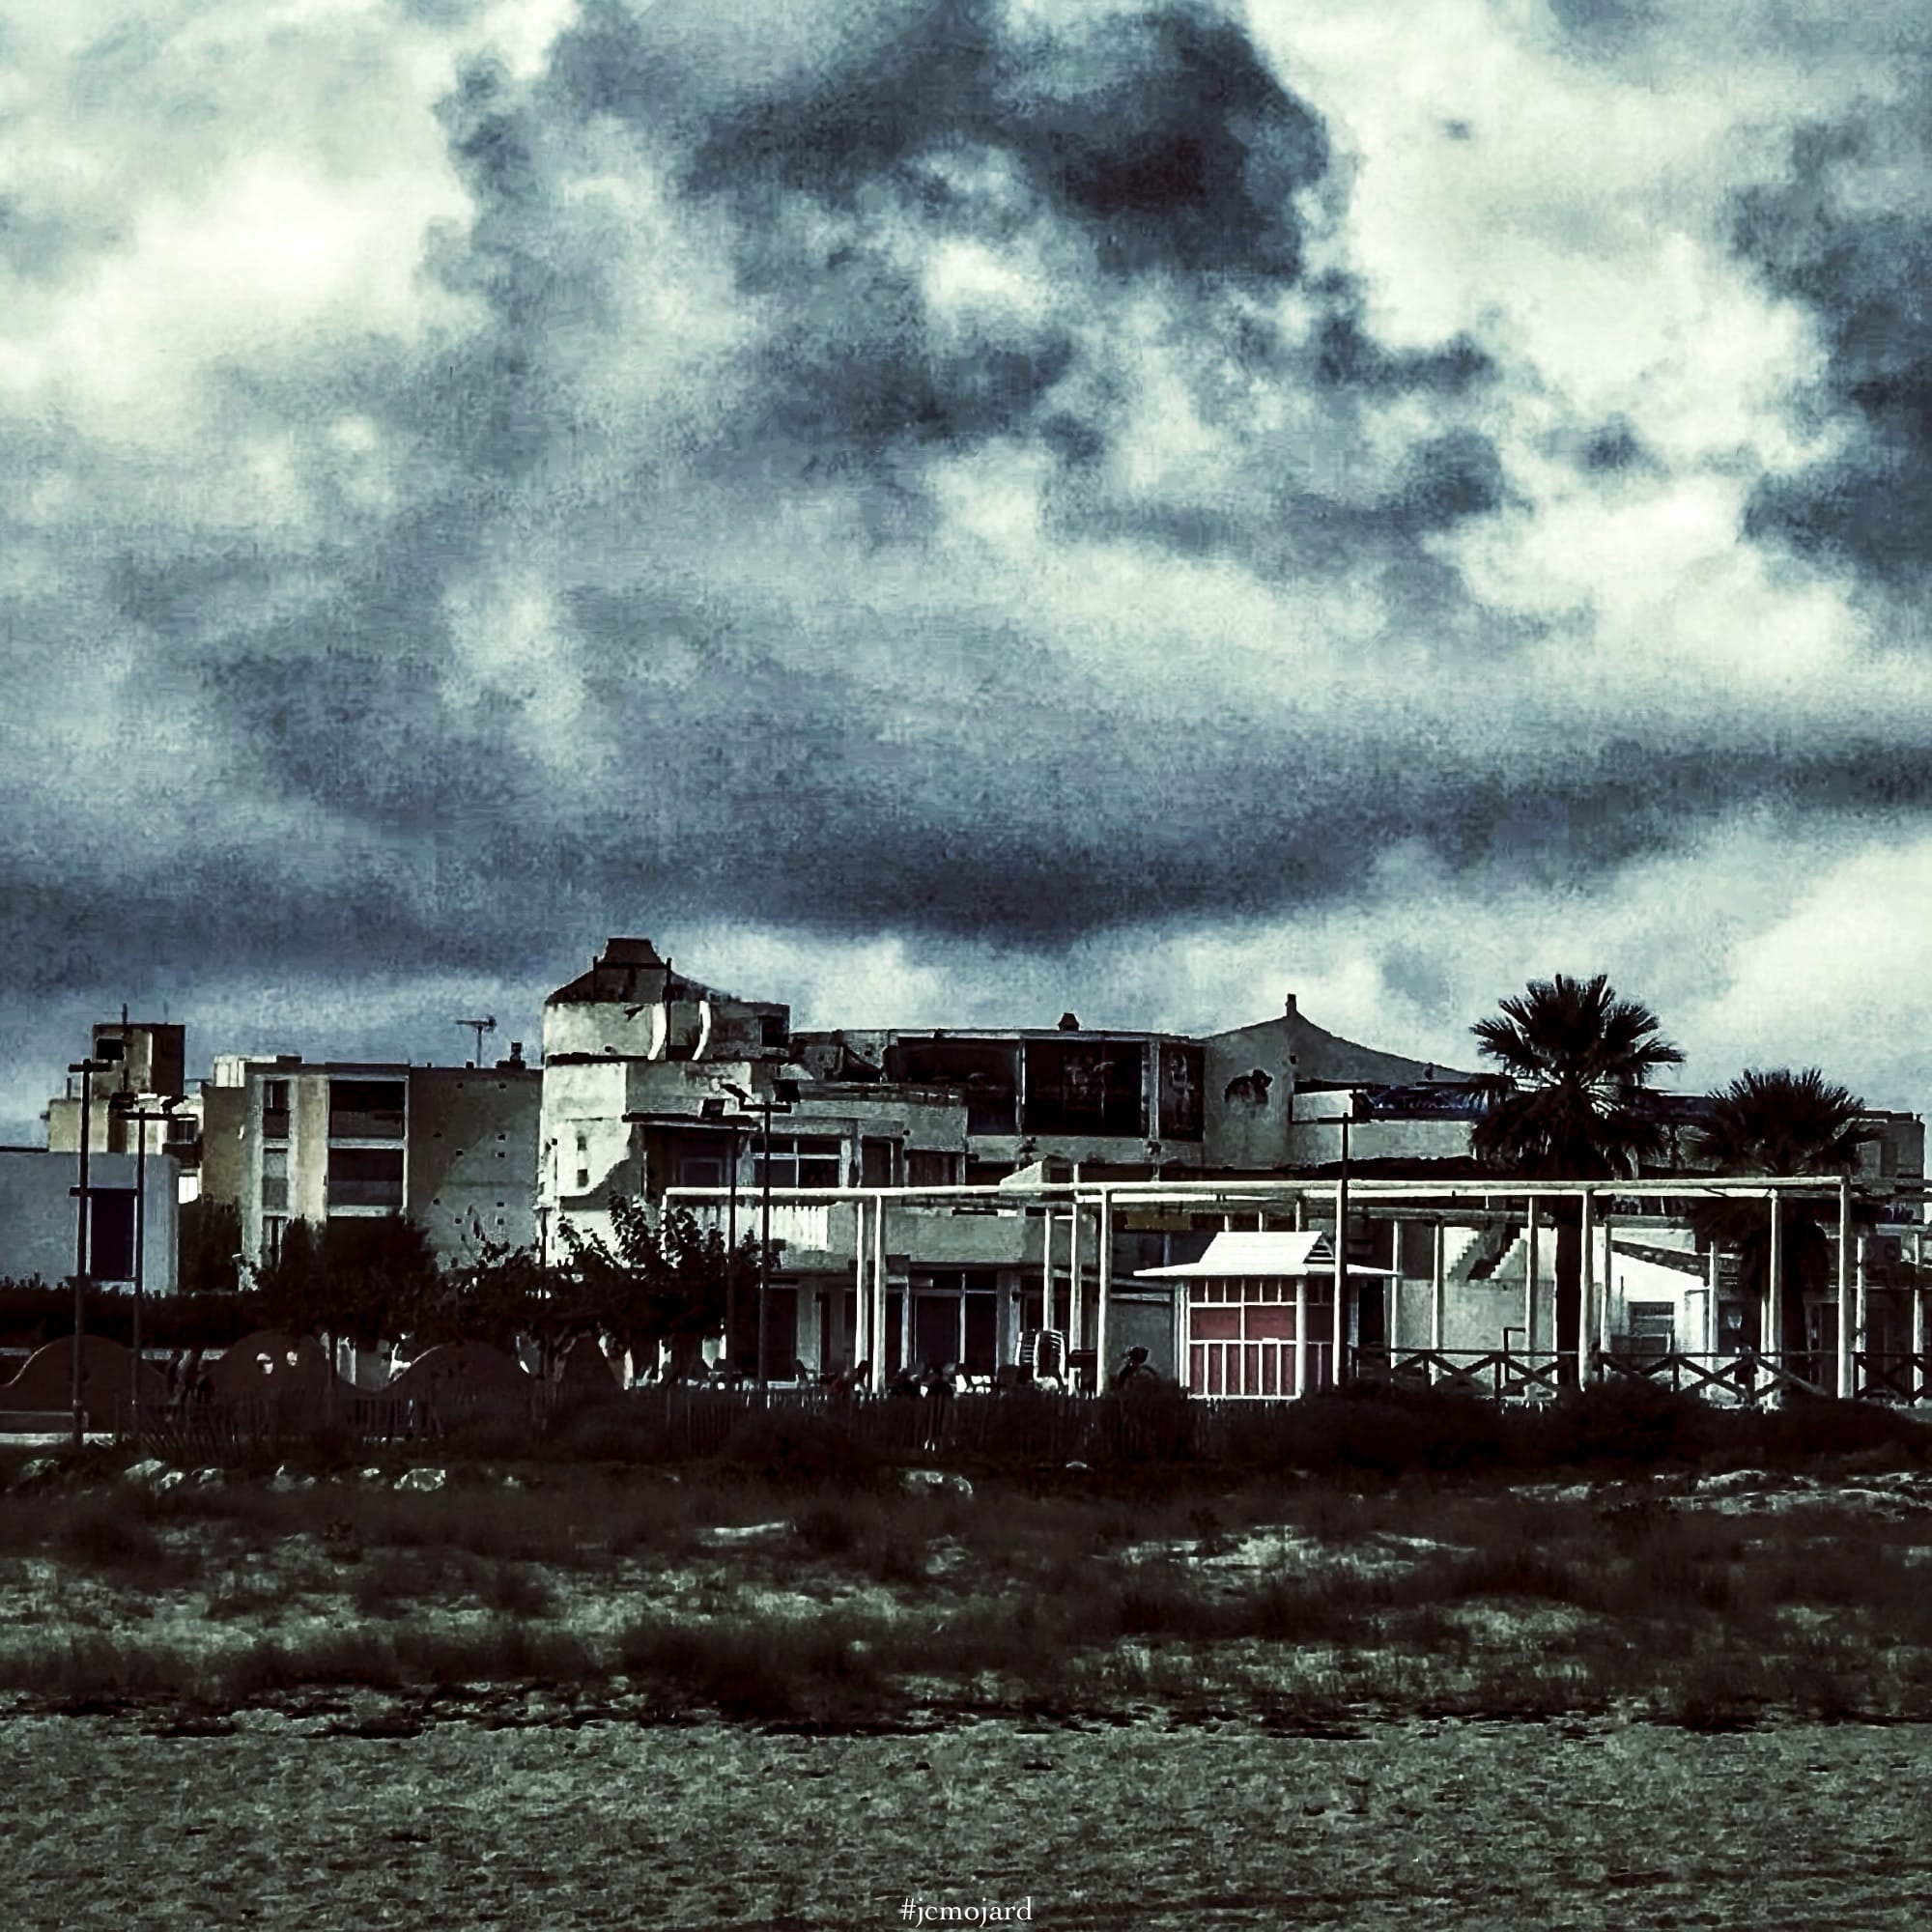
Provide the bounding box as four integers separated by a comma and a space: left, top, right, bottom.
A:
328, 1078, 406, 1141
328, 1146, 404, 1209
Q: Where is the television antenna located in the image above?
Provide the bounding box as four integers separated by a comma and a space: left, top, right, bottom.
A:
457, 1016, 497, 1064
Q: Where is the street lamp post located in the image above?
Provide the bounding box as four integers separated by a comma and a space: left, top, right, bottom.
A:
724, 1078, 798, 1393
66, 1050, 122, 1450
110, 1094, 182, 1442
697, 1099, 747, 1383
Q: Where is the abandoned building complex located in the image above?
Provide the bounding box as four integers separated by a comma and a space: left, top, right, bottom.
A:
18, 939, 1930, 1401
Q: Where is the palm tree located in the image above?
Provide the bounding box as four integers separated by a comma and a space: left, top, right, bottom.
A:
1470, 973, 1685, 1373
1690, 1068, 1870, 1372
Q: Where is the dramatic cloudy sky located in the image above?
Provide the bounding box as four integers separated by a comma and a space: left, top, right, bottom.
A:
6, 0, 1932, 1136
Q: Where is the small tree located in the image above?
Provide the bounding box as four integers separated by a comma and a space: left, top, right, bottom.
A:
177, 1199, 242, 1295
256, 1215, 439, 1349
561, 1202, 770, 1380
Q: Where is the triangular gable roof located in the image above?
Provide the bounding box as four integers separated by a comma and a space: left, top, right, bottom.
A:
1135, 1231, 1398, 1280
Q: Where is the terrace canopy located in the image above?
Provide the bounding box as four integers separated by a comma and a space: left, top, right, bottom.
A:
1136, 1232, 1397, 1399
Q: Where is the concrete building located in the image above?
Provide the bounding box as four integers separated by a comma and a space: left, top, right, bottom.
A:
0, 1146, 179, 1294
234, 1052, 541, 1272
537, 936, 1498, 1385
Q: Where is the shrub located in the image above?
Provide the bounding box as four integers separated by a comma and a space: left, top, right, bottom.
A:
1520, 1380, 1713, 1467
716, 1410, 885, 1491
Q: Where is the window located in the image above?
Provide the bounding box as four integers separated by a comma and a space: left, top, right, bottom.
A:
261, 1146, 288, 1212
327, 1078, 405, 1141
907, 1150, 959, 1188
679, 1153, 724, 1188
861, 1138, 896, 1188
262, 1079, 290, 1143
753, 1136, 843, 1189
1022, 1037, 1147, 1139
884, 1039, 1019, 1136
327, 1146, 404, 1210
1627, 1301, 1675, 1356
262, 1216, 287, 1264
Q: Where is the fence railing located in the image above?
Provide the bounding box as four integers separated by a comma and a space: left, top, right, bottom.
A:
1351, 1349, 1569, 1400
86, 1349, 1932, 1459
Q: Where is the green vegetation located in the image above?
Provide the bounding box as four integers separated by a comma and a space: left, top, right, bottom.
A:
1470, 972, 1685, 1369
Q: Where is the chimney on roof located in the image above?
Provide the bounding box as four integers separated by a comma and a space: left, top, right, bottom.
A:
1284, 994, 1297, 1019
1058, 1011, 1080, 1032
506, 1041, 526, 1070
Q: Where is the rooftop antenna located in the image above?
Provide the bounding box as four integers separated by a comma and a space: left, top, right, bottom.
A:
457, 1016, 497, 1064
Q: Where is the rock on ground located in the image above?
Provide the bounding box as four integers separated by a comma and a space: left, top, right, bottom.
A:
901, 1470, 974, 1498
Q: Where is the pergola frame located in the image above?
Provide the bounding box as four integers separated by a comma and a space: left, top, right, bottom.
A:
659, 1174, 1915, 1399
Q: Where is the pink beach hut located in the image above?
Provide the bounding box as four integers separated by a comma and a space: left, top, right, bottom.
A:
1136, 1231, 1397, 1399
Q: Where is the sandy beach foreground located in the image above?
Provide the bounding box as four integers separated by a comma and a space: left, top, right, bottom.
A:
5, 1712, 1930, 1931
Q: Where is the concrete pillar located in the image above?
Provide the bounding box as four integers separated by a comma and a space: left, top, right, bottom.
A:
1706, 1241, 1721, 1356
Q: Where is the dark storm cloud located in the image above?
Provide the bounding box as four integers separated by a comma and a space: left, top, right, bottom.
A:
1579, 417, 1650, 474
1735, 111, 1932, 584
1547, 0, 1656, 47
682, 0, 1328, 283
14, 0, 1679, 991
1314, 312, 1492, 395
22, 0, 1932, 1111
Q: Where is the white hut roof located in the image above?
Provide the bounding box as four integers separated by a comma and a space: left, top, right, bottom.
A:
1135, 1231, 1397, 1280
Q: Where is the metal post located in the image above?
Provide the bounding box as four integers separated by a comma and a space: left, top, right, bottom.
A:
1040, 1210, 1055, 1338
1600, 1208, 1614, 1358
1835, 1179, 1853, 1400
724, 1124, 740, 1379
1579, 1187, 1595, 1385
1855, 1232, 1869, 1396
70, 1062, 95, 1451
1070, 1199, 1085, 1373
1331, 1172, 1347, 1385
130, 1115, 146, 1442
1094, 1188, 1113, 1392
1915, 1228, 1926, 1404
1294, 1273, 1309, 1397
852, 1195, 867, 1381
1069, 1208, 1086, 1378
1524, 1198, 1539, 1357
871, 1193, 889, 1393
1768, 1188, 1783, 1362
1707, 1241, 1721, 1356
1430, 1219, 1445, 1378
756, 1094, 772, 1394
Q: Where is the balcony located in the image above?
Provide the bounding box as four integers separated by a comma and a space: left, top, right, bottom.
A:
328, 1179, 404, 1210
686, 1202, 841, 1255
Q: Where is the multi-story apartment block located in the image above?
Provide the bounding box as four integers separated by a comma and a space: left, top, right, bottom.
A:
233, 1053, 541, 1271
